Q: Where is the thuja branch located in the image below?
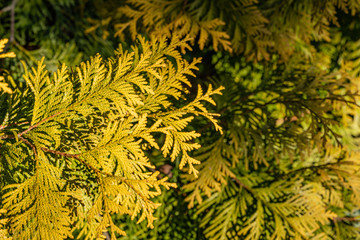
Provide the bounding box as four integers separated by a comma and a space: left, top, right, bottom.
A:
15, 137, 102, 175
0, 121, 29, 130
14, 138, 110, 178
232, 176, 309, 240
18, 112, 64, 138
333, 216, 360, 222
232, 176, 253, 192
19, 136, 37, 156
124, 180, 153, 204
41, 147, 106, 176
299, 102, 342, 146
0, 112, 64, 140
282, 160, 353, 178
0, 122, 102, 175
41, 147, 80, 159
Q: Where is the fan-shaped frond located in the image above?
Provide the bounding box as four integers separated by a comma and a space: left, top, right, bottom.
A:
0, 35, 222, 239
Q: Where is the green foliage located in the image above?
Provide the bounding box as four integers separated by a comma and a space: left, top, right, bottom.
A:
178, 35, 360, 239
2, 0, 360, 239
0, 0, 117, 72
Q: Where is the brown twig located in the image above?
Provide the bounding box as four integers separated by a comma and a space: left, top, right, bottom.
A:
0, 109, 65, 143
0, 121, 29, 130
0, 5, 12, 13
232, 176, 253, 193
18, 136, 37, 157
1, 0, 18, 52
41, 147, 106, 175
0, 134, 12, 140
41, 147, 80, 160
280, 160, 352, 179
148, 164, 173, 179
15, 111, 65, 139
181, 0, 188, 13
102, 231, 111, 240
333, 216, 360, 222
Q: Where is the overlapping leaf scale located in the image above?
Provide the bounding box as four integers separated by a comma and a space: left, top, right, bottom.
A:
2, 152, 72, 240
183, 139, 236, 207
117, 0, 232, 52
2, 35, 223, 238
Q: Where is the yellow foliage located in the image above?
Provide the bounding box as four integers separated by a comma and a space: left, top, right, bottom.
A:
0, 39, 15, 94
0, 35, 222, 239
0, 209, 12, 240
114, 0, 232, 53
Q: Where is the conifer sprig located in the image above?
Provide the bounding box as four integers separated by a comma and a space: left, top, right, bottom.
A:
0, 36, 222, 239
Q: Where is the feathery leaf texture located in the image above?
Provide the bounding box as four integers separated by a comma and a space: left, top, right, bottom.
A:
191, 147, 360, 239
84, 1, 360, 239
113, 0, 231, 53
0, 209, 12, 240
3, 1, 360, 239
88, 0, 360, 60
0, 35, 222, 239
180, 45, 360, 239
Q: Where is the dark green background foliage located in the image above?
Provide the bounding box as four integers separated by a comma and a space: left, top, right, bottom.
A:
1, 0, 360, 239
